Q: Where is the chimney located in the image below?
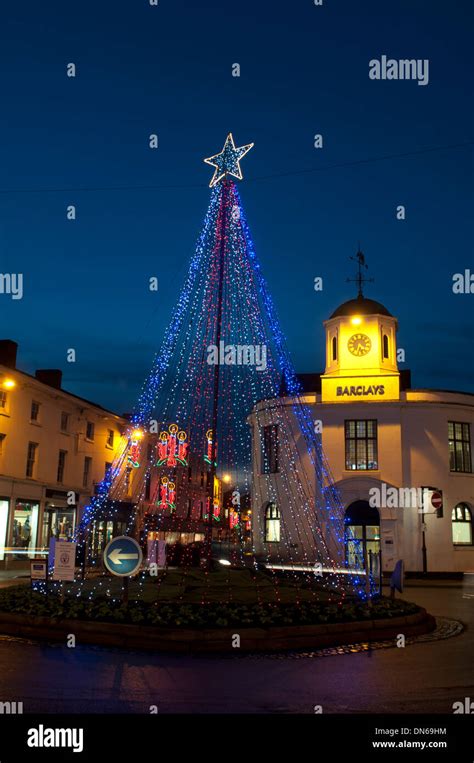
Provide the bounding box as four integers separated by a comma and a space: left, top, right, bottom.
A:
0, 340, 18, 369
35, 369, 62, 389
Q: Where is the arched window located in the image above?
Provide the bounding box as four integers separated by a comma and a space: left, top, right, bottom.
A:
451, 503, 473, 545
383, 334, 389, 359
332, 335, 338, 361
264, 502, 280, 542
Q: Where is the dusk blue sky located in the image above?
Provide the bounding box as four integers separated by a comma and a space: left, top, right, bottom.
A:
0, 0, 472, 413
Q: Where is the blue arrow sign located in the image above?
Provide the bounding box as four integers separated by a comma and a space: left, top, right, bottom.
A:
103, 536, 143, 577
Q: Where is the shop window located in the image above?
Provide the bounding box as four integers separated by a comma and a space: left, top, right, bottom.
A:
41, 505, 75, 547
264, 502, 280, 542
86, 421, 95, 441
452, 503, 473, 545
345, 420, 378, 470
57, 450, 67, 483
26, 442, 38, 478
60, 412, 69, 432
261, 425, 279, 474
30, 400, 40, 422
0, 499, 8, 561
448, 422, 472, 473
12, 500, 39, 559
83, 456, 92, 488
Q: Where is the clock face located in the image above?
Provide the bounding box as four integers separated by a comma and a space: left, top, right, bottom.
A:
348, 333, 372, 357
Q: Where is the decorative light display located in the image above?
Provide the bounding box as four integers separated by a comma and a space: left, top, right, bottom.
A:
156, 424, 189, 467
74, 135, 368, 608
204, 429, 216, 466
204, 132, 254, 188
157, 476, 176, 510
127, 429, 144, 468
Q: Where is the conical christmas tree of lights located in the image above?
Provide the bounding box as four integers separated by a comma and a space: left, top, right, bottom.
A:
77, 134, 367, 598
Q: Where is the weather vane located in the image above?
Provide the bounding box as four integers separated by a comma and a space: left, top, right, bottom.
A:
346, 246, 374, 297
204, 133, 254, 188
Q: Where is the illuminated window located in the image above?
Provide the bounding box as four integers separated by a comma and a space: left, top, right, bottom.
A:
332, 336, 337, 361
264, 502, 280, 542
448, 422, 471, 473
383, 334, 389, 359
26, 442, 38, 478
345, 420, 378, 470
451, 503, 472, 545
261, 425, 279, 474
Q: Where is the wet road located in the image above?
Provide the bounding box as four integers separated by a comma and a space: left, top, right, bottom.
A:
0, 583, 471, 714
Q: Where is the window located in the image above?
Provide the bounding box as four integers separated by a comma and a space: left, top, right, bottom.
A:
42, 504, 75, 546
383, 334, 389, 359
106, 429, 114, 448
57, 450, 67, 483
26, 442, 38, 478
452, 503, 473, 545
83, 456, 92, 488
448, 422, 471, 473
31, 400, 40, 422
86, 421, 95, 441
12, 499, 39, 559
332, 336, 337, 361
0, 434, 5, 455
261, 424, 279, 474
60, 412, 69, 432
264, 502, 280, 542
345, 420, 378, 470
105, 461, 113, 481
0, 391, 7, 410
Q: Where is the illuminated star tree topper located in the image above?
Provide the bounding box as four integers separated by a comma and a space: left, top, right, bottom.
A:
204, 132, 254, 187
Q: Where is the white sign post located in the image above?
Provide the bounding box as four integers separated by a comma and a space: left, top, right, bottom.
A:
52, 541, 77, 581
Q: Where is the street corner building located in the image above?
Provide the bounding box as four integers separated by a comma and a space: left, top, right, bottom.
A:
250, 292, 474, 575
0, 339, 127, 569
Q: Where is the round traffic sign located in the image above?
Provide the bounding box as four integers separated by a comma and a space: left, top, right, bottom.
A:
430, 491, 443, 510
103, 535, 143, 577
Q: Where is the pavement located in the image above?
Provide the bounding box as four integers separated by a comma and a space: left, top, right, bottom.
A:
0, 580, 471, 714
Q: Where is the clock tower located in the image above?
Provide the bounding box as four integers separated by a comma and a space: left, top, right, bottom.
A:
321, 257, 400, 403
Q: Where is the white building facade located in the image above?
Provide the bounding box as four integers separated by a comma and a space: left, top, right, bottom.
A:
251, 295, 474, 574
0, 340, 126, 568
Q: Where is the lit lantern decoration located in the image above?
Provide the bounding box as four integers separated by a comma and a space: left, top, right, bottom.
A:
128, 429, 144, 468
156, 476, 176, 510
156, 424, 189, 467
